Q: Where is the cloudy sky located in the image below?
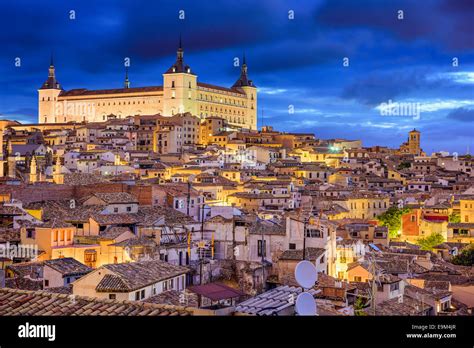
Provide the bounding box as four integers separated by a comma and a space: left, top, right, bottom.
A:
0, 0, 473, 153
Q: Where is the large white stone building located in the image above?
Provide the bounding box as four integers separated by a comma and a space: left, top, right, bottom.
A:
38, 41, 257, 129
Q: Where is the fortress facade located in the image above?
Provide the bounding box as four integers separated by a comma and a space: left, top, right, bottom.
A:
38, 42, 257, 129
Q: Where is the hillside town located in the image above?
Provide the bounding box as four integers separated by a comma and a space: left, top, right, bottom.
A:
0, 113, 472, 317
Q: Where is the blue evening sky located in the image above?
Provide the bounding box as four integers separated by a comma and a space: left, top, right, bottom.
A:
0, 0, 473, 153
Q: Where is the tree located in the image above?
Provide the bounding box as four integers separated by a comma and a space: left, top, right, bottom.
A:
377, 206, 411, 238
354, 296, 368, 316
416, 233, 445, 251
397, 162, 411, 170
451, 245, 474, 266
448, 212, 461, 223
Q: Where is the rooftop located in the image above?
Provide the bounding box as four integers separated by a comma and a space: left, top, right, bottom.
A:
95, 260, 189, 292
0, 288, 196, 316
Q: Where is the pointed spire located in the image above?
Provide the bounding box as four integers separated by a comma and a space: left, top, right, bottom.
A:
241, 52, 248, 75
124, 67, 130, 89
164, 34, 193, 75
41, 54, 61, 90
177, 34, 184, 61
232, 52, 254, 88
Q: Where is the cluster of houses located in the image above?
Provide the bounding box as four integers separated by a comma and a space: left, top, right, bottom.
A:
0, 117, 472, 316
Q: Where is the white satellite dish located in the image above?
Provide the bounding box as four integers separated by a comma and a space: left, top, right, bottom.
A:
295, 292, 316, 316
295, 260, 317, 289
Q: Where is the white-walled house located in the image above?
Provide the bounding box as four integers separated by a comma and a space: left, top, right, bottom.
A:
83, 192, 139, 214
43, 257, 92, 289
72, 260, 189, 301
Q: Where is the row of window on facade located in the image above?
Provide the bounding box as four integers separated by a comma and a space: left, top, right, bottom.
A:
52, 230, 73, 242
350, 201, 388, 209
200, 104, 248, 115
200, 113, 245, 124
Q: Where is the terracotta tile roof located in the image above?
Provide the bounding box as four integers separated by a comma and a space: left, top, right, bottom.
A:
6, 261, 43, 278
367, 295, 431, 316
0, 205, 25, 216
0, 288, 195, 316
5, 277, 43, 291
187, 283, 245, 301
63, 173, 111, 185
279, 247, 326, 261
91, 213, 139, 225
248, 218, 286, 235
95, 260, 189, 292
144, 290, 198, 307
99, 226, 133, 240
0, 228, 21, 243
44, 257, 92, 277
39, 219, 73, 229
93, 192, 138, 204
43, 285, 73, 295
109, 236, 157, 248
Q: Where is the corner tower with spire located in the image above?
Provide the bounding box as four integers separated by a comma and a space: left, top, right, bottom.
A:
38, 54, 63, 123
162, 36, 198, 116
232, 54, 257, 130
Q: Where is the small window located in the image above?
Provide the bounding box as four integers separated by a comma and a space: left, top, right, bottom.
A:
390, 282, 399, 292
135, 291, 140, 301
257, 240, 266, 257
109, 294, 116, 300
354, 276, 362, 282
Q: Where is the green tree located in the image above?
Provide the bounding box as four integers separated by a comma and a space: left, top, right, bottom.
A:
416, 233, 445, 251
397, 162, 411, 170
377, 206, 411, 238
451, 245, 474, 266
354, 296, 368, 316
448, 212, 461, 223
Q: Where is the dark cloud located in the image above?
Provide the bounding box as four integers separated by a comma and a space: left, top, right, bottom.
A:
341, 69, 474, 106
0, 0, 472, 153
446, 107, 474, 122
314, 0, 474, 50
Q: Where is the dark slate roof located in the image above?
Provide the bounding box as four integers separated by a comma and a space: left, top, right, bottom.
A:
40, 65, 61, 90
95, 260, 189, 292
44, 258, 92, 277
164, 44, 194, 75
59, 86, 163, 97
0, 288, 196, 316
197, 82, 246, 95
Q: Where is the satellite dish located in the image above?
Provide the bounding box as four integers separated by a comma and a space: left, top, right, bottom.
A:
295, 292, 316, 316
295, 260, 317, 289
